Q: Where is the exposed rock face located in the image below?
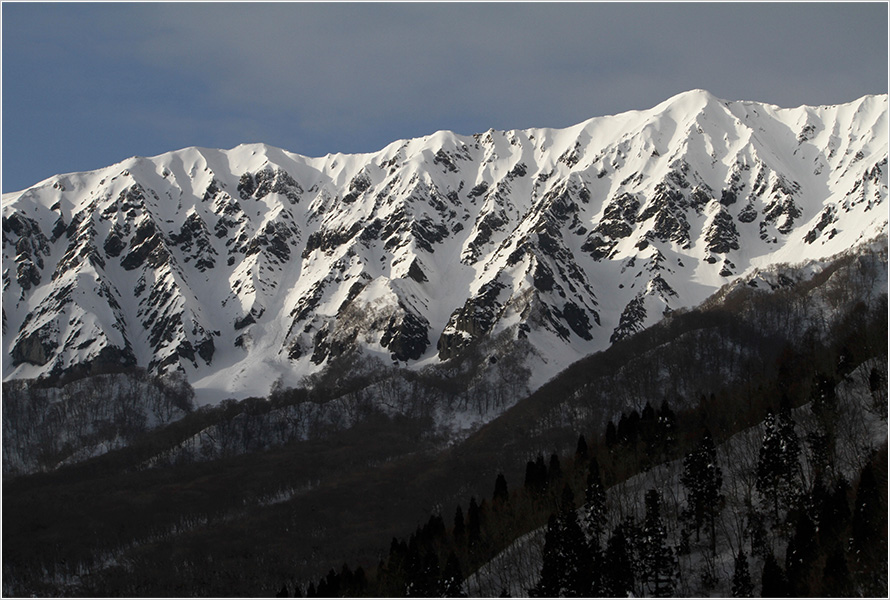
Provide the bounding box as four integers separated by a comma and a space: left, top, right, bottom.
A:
438, 280, 508, 360
380, 308, 430, 362
11, 330, 55, 366
583, 192, 640, 260
705, 208, 741, 255
2, 91, 887, 398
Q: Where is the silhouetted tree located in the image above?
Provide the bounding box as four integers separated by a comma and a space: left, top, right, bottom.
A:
453, 505, 465, 540
493, 473, 508, 505
785, 512, 818, 596
761, 552, 790, 597
657, 399, 678, 458
851, 459, 883, 556
849, 456, 886, 596
640, 402, 658, 461
558, 484, 592, 596
529, 514, 561, 598
601, 523, 634, 597
822, 477, 851, 546
680, 429, 723, 553
617, 409, 641, 447
731, 549, 754, 597
575, 433, 589, 461
531, 485, 592, 597
524, 454, 548, 495
582, 457, 607, 545
605, 420, 617, 449
548, 453, 562, 484
441, 552, 465, 597
756, 409, 800, 520
821, 547, 852, 597
640, 489, 677, 597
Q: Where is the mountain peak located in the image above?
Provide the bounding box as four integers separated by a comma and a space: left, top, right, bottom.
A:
664, 88, 720, 103
648, 88, 727, 118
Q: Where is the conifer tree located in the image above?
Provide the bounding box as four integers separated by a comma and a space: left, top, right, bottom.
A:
557, 484, 592, 596
680, 429, 723, 553
419, 551, 440, 597
530, 514, 561, 597
602, 523, 634, 597
640, 402, 658, 461
850, 459, 882, 558
548, 453, 562, 484
524, 454, 548, 495
453, 505, 465, 540
493, 472, 509, 504
583, 457, 607, 545
756, 410, 781, 517
423, 513, 446, 543
618, 514, 643, 588
467, 497, 482, 546
535, 453, 547, 477
441, 552, 465, 598
849, 456, 886, 597
605, 420, 617, 449
820, 477, 851, 547
807, 475, 831, 537
588, 540, 604, 597
756, 409, 801, 520
617, 410, 641, 447
777, 407, 801, 468
821, 547, 852, 597
657, 399, 678, 458
350, 566, 367, 597
340, 564, 354, 593
761, 552, 790, 597
316, 568, 340, 597
785, 512, 818, 596
641, 489, 677, 597
809, 371, 837, 417
524, 460, 537, 491
404, 537, 423, 596
731, 549, 754, 597
379, 537, 409, 595
531, 486, 593, 597
575, 433, 589, 461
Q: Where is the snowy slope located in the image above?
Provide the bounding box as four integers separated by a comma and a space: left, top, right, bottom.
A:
2, 90, 887, 401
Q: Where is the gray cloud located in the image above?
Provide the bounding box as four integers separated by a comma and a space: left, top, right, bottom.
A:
125, 3, 885, 139
3, 2, 886, 192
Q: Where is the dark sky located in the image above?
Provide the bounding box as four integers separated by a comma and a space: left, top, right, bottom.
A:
3, 2, 887, 193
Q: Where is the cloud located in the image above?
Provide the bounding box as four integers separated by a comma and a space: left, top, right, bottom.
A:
123, 3, 886, 138
2, 2, 886, 192
124, 5, 659, 133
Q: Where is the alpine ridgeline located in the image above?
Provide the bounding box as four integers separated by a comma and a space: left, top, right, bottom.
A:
3, 90, 887, 400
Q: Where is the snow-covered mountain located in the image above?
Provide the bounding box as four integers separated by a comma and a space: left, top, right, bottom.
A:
3, 90, 887, 401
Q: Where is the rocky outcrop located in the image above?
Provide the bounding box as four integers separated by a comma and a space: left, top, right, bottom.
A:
11, 329, 55, 366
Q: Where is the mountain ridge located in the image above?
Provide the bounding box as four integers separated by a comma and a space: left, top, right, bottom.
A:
3, 90, 887, 402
